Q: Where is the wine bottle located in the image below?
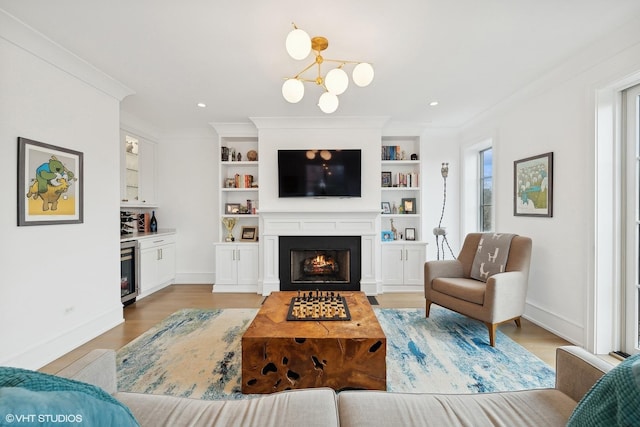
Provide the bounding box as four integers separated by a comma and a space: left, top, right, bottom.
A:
150, 210, 158, 232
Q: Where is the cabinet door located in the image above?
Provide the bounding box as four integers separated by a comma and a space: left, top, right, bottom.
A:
137, 139, 156, 205
381, 245, 404, 285
236, 245, 258, 285
215, 245, 237, 285
403, 245, 426, 286
139, 247, 158, 294
157, 243, 176, 285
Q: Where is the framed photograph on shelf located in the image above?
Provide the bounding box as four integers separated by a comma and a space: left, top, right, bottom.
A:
401, 198, 416, 214
225, 203, 241, 214
381, 171, 392, 187
240, 226, 258, 241
405, 228, 416, 241
381, 201, 391, 214
514, 152, 553, 217
381, 230, 394, 242
17, 137, 83, 226
224, 178, 235, 188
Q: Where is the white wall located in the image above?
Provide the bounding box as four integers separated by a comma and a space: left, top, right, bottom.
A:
459, 15, 640, 348
0, 11, 131, 369
157, 130, 218, 284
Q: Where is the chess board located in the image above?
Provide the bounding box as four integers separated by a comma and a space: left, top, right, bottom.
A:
286, 292, 351, 321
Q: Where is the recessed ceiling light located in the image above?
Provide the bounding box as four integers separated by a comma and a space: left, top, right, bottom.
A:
197, 102, 207, 108
429, 101, 439, 107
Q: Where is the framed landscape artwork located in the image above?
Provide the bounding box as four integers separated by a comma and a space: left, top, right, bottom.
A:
17, 137, 83, 226
513, 152, 553, 217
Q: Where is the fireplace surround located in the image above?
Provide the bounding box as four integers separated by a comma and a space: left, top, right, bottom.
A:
260, 211, 379, 296
279, 235, 361, 291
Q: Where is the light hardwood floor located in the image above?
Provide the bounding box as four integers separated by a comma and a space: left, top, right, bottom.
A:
41, 284, 571, 374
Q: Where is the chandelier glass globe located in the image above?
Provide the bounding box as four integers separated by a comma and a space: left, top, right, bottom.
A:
318, 92, 339, 113
282, 78, 304, 103
324, 68, 349, 95
286, 28, 311, 60
352, 63, 374, 87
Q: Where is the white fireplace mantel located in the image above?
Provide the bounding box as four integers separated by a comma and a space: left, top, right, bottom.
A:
259, 211, 381, 296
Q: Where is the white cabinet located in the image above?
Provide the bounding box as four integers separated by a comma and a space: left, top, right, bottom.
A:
138, 234, 176, 297
121, 131, 157, 207
213, 243, 259, 292
381, 242, 427, 290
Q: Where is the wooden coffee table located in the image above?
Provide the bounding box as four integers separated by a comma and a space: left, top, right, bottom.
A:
241, 291, 386, 393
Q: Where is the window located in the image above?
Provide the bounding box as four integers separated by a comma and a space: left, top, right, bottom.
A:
479, 148, 493, 232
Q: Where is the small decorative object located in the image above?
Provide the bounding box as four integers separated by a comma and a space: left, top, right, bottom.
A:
240, 226, 258, 241
401, 198, 416, 214
381, 202, 391, 214
221, 217, 237, 242
392, 202, 398, 214
381, 171, 392, 187
434, 162, 455, 259
231, 149, 236, 161
150, 210, 158, 232
225, 203, 241, 214
247, 150, 258, 161
381, 230, 394, 242
221, 146, 229, 161
390, 219, 398, 240
237, 152, 242, 161
410, 153, 418, 160
405, 228, 416, 241
514, 152, 553, 217
17, 137, 83, 226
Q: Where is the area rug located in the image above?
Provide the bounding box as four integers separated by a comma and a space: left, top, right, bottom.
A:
117, 307, 555, 400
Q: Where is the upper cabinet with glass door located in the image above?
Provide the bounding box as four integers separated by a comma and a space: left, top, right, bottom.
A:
120, 131, 157, 207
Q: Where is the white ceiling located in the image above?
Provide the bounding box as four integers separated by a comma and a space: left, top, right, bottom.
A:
2, 0, 640, 133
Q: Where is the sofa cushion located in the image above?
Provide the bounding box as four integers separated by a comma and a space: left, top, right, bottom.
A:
567, 352, 640, 426
338, 389, 576, 427
116, 387, 339, 427
432, 277, 485, 305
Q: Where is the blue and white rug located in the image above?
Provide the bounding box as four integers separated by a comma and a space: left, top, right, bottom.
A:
376, 307, 555, 393
117, 307, 555, 399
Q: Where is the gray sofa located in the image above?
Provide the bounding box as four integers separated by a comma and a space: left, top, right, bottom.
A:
53, 345, 613, 426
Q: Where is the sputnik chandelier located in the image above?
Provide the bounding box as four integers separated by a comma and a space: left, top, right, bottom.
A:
282, 23, 374, 114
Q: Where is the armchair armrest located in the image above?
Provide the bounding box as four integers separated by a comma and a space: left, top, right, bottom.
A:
555, 346, 613, 402
424, 260, 464, 286
55, 349, 118, 395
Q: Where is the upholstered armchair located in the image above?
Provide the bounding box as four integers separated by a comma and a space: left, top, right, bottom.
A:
424, 233, 532, 347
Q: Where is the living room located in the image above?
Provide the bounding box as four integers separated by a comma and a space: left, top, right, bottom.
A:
2, 1, 640, 383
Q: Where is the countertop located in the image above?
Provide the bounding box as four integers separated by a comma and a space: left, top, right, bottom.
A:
120, 228, 176, 242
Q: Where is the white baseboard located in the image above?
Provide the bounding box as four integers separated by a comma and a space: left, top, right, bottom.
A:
175, 272, 215, 284
523, 301, 584, 346
2, 306, 123, 370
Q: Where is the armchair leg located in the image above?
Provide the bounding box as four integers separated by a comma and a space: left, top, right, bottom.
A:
425, 300, 432, 318
485, 322, 497, 347
514, 317, 521, 328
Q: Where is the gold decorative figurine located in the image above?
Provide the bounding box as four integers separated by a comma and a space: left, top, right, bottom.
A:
221, 217, 237, 242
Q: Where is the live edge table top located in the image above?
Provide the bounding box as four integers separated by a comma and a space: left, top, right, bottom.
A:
241, 291, 386, 393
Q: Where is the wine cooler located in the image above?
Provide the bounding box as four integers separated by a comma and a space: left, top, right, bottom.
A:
120, 240, 139, 305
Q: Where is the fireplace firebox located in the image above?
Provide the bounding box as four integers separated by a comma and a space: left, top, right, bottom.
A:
279, 236, 361, 291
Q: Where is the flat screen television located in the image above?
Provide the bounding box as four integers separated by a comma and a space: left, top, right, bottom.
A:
278, 149, 361, 198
